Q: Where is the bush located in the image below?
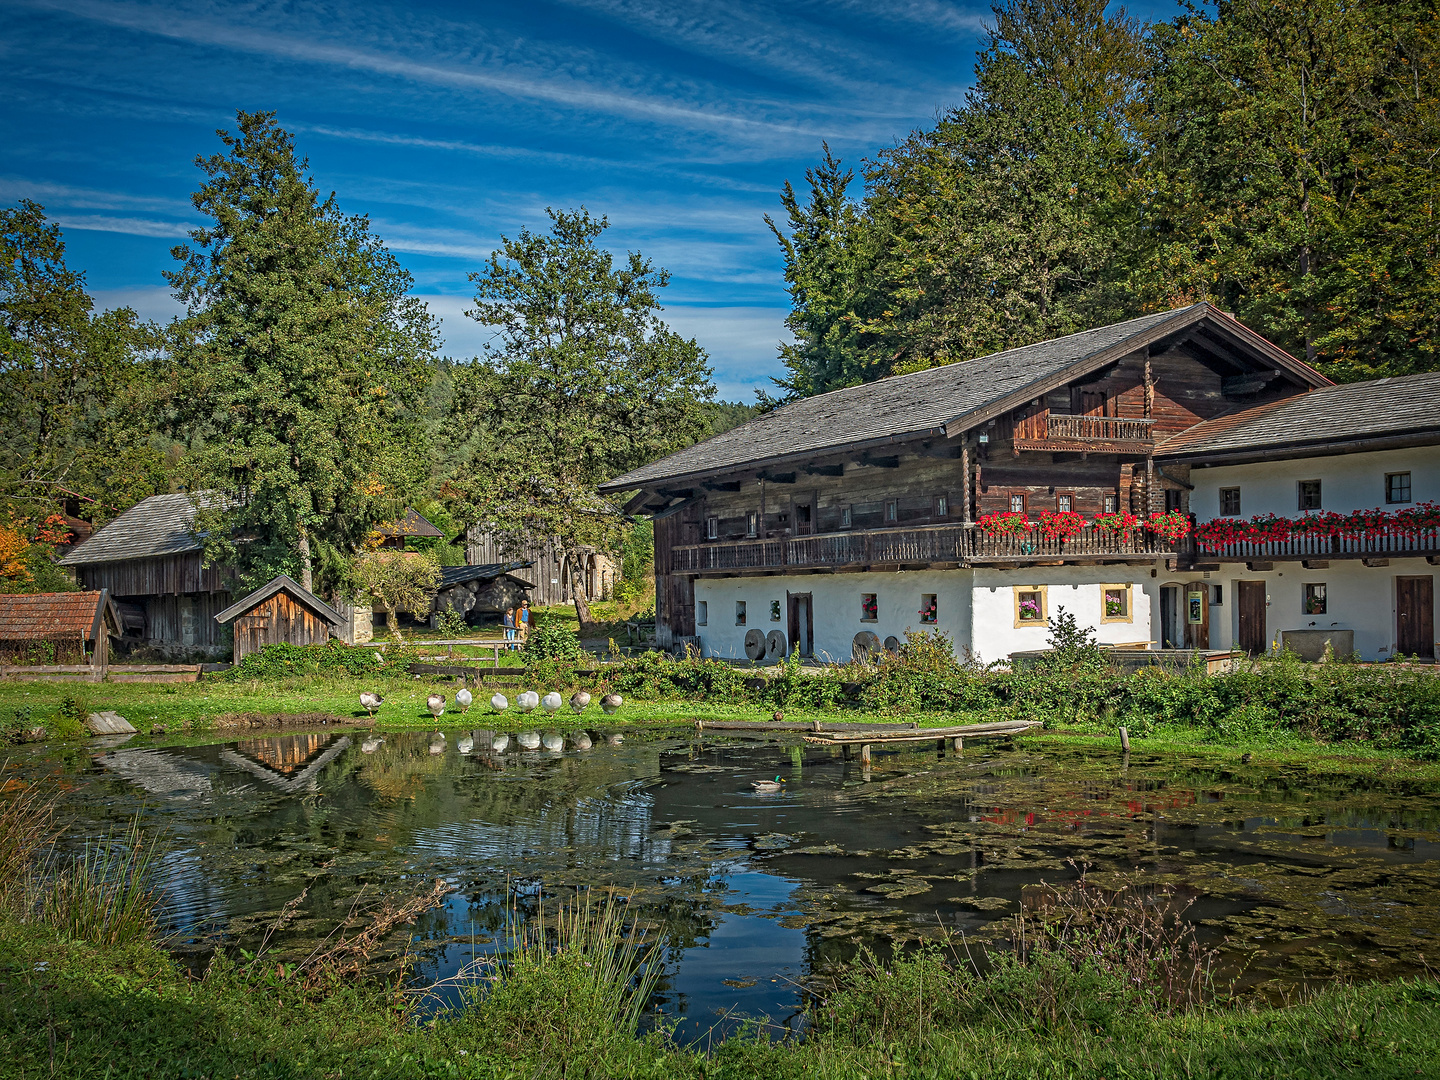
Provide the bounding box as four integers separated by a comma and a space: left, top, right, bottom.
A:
520, 615, 586, 663
857, 630, 998, 714
221, 640, 385, 681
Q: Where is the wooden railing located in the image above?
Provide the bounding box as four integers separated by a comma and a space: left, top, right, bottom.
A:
673, 524, 1179, 574
1044, 415, 1155, 442
1194, 525, 1440, 562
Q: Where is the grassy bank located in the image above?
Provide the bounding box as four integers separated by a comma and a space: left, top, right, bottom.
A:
5, 901, 1440, 1079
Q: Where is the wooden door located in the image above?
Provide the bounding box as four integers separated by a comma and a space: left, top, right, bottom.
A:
1237, 580, 1267, 656
1080, 391, 1108, 417
1184, 580, 1210, 649
1397, 576, 1435, 659
788, 593, 813, 657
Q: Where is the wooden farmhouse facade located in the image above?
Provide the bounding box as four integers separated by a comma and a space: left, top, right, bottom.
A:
57, 493, 232, 655
602, 303, 1440, 663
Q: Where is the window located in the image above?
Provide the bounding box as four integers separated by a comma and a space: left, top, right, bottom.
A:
747, 512, 758, 538
696, 601, 708, 626
1056, 492, 1074, 513
705, 516, 718, 540
770, 599, 782, 621
1387, 473, 1412, 504
841, 505, 853, 529
919, 594, 938, 624
1165, 489, 1184, 513
1010, 492, 1027, 514
1014, 586, 1048, 627
1220, 487, 1241, 516
1212, 584, 1223, 606
885, 499, 899, 523
1298, 479, 1322, 511
1101, 584, 1131, 623
735, 601, 746, 626
934, 494, 949, 518
1104, 493, 1118, 514
861, 593, 877, 622
1303, 583, 1327, 616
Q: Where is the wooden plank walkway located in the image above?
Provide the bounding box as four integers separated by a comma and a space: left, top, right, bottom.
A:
801, 719, 1041, 764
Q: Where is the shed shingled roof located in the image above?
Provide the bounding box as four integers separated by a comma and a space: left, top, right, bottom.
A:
375, 508, 444, 538
58, 493, 214, 567
1156, 371, 1440, 460
0, 591, 111, 641
600, 303, 1317, 492
214, 575, 344, 627
438, 562, 534, 589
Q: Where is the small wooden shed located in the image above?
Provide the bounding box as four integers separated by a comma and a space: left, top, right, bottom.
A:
0, 589, 121, 669
214, 575, 345, 664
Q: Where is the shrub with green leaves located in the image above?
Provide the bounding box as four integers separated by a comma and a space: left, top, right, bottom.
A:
221, 640, 385, 681
520, 615, 586, 663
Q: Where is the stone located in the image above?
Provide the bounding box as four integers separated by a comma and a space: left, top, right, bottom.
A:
86, 711, 137, 736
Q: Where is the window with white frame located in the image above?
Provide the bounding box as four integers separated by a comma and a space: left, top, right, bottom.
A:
747, 511, 758, 537
1303, 583, 1327, 616
885, 499, 898, 523
841, 505, 853, 529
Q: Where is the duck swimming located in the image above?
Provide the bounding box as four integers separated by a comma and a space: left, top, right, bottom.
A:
751, 776, 786, 793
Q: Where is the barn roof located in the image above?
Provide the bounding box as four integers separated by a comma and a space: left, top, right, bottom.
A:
214, 575, 344, 627
58, 492, 216, 567
438, 562, 534, 588
0, 590, 118, 642
374, 508, 444, 538
1157, 370, 1440, 462
600, 303, 1324, 493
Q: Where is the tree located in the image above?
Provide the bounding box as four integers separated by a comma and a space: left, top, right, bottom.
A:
163, 112, 438, 594
764, 145, 880, 399
444, 208, 714, 627
352, 549, 440, 641
0, 201, 166, 526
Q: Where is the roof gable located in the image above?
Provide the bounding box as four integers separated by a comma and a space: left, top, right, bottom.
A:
600, 303, 1325, 492
374, 507, 444, 538
214, 575, 344, 627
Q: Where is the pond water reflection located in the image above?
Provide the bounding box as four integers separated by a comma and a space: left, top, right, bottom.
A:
14, 727, 1440, 1044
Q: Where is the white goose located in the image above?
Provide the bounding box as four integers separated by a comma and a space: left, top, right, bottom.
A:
359, 692, 384, 717
455, 688, 473, 713
427, 693, 446, 718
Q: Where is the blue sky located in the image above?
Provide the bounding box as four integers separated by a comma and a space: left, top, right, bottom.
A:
2, 0, 1176, 401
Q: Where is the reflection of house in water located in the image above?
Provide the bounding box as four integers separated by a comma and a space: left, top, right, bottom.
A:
219, 734, 352, 793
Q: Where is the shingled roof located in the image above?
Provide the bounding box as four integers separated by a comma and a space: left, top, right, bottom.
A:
58, 493, 214, 567
600, 303, 1320, 492
374, 507, 444, 538
438, 562, 534, 588
214, 575, 344, 627
0, 591, 117, 642
1157, 370, 1440, 462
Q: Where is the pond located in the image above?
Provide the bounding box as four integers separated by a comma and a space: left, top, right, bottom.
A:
11, 726, 1440, 1045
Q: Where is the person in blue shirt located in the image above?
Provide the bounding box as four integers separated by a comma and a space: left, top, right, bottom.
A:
517, 600, 531, 644
503, 607, 516, 648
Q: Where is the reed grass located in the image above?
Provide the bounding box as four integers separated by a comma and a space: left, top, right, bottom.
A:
28, 816, 160, 946
0, 765, 58, 910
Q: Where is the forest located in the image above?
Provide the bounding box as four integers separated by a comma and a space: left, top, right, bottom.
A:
767, 0, 1440, 398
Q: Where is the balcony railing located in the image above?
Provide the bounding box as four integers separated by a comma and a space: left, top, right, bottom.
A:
1193, 525, 1440, 562
1012, 411, 1155, 452
672, 523, 1179, 574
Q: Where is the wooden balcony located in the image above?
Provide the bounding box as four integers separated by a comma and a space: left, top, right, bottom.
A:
672, 524, 1179, 576
1192, 524, 1440, 564
1012, 412, 1155, 454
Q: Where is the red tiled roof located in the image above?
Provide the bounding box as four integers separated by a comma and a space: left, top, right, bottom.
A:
0, 591, 106, 641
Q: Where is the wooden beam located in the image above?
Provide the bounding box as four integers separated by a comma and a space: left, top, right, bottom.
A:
1362, 557, 1390, 567
759, 471, 797, 484
858, 454, 900, 469
1246, 561, 1274, 572
1302, 560, 1330, 569
657, 487, 695, 500
702, 480, 741, 492
804, 463, 844, 477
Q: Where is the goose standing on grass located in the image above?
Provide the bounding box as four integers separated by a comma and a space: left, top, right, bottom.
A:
359, 692, 384, 717
751, 776, 785, 793
490, 693, 509, 713
601, 694, 623, 715
541, 691, 563, 714
517, 691, 540, 713
427, 693, 446, 718
569, 691, 591, 714
456, 688, 473, 713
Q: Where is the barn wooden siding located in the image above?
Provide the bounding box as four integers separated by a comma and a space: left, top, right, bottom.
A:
77, 553, 229, 596
464, 530, 616, 606
231, 593, 334, 663
143, 592, 231, 647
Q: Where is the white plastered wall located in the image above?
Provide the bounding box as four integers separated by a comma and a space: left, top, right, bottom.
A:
1190, 447, 1438, 519
1207, 560, 1435, 659
693, 563, 1161, 664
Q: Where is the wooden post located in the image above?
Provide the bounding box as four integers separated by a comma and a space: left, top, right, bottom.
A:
961, 442, 972, 526
1119, 726, 1130, 753
952, 736, 964, 753
860, 743, 871, 765
843, 743, 852, 761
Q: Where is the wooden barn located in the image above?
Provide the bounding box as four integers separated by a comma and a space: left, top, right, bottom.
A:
460, 528, 618, 607
0, 590, 121, 668
57, 493, 232, 654
433, 561, 535, 625
214, 575, 345, 664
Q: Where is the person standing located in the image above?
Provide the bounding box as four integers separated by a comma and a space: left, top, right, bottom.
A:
517, 600, 531, 644
503, 607, 516, 649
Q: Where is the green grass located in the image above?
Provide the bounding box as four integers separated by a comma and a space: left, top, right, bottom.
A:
3, 914, 1439, 1079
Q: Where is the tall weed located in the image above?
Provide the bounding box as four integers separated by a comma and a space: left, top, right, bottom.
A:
31, 817, 160, 946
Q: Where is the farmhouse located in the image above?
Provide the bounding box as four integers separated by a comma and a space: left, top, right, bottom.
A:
56, 493, 231, 656
602, 303, 1439, 663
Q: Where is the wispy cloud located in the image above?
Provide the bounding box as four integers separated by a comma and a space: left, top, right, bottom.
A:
0, 176, 192, 215
50, 213, 193, 237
